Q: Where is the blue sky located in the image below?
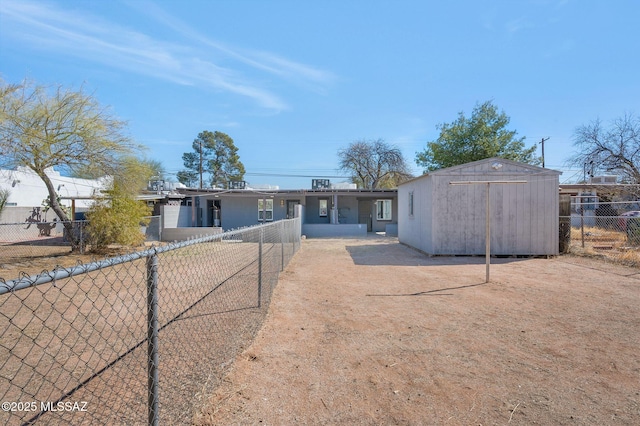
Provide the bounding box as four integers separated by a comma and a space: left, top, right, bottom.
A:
1, 0, 638, 188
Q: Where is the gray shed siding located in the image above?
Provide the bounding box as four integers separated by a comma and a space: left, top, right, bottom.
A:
398, 177, 433, 252
399, 158, 560, 256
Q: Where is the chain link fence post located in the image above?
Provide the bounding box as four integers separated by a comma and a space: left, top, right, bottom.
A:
80, 221, 85, 255
281, 221, 285, 272
258, 226, 263, 308
146, 252, 160, 426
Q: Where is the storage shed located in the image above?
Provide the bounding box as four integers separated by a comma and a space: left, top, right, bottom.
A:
398, 158, 561, 256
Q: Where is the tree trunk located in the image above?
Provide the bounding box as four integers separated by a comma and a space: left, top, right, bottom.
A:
36, 170, 80, 252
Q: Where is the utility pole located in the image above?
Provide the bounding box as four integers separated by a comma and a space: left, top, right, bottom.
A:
199, 139, 203, 190
539, 137, 550, 168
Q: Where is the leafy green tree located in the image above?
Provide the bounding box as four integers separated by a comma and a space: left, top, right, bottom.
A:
178, 130, 245, 188
0, 79, 138, 251
338, 139, 413, 189
415, 101, 539, 172
569, 113, 640, 183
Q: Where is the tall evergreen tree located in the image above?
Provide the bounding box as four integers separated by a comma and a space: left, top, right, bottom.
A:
178, 131, 245, 188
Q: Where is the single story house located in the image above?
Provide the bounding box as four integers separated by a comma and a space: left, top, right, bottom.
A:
164, 185, 399, 240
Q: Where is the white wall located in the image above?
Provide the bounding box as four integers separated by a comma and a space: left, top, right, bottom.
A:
0, 167, 108, 211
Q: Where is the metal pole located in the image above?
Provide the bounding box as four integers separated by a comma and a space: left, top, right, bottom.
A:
146, 253, 160, 426
258, 227, 263, 308
80, 221, 84, 255
449, 180, 527, 284
199, 139, 203, 190
580, 198, 585, 248
486, 183, 490, 283
281, 222, 285, 272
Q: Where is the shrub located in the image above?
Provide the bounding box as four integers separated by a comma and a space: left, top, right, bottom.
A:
85, 186, 151, 252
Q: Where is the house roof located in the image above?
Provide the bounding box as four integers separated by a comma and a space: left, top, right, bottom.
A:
559, 184, 640, 196
177, 187, 398, 198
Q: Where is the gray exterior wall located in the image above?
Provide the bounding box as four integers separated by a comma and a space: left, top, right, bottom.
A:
219, 196, 260, 230
399, 158, 560, 256
302, 224, 367, 238
161, 205, 191, 228
370, 196, 398, 233
398, 177, 433, 252
337, 195, 359, 223
175, 189, 398, 237
304, 196, 331, 224
200, 195, 303, 231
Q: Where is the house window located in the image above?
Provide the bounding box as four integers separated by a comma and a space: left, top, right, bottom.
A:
319, 199, 328, 217
408, 191, 414, 217
258, 199, 274, 221
376, 199, 392, 221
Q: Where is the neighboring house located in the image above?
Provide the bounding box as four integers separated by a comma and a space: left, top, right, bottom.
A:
0, 167, 108, 223
398, 158, 561, 256
165, 184, 398, 240
558, 177, 638, 228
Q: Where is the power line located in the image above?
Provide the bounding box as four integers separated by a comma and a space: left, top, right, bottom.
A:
244, 172, 350, 178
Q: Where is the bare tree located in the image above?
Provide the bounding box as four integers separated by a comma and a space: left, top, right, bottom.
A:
0, 79, 138, 250
338, 139, 412, 189
570, 113, 640, 183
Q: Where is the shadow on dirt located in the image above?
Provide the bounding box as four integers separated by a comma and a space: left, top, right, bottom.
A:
365, 281, 490, 297
346, 242, 533, 267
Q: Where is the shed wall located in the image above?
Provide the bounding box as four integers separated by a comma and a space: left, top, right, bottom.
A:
398, 177, 433, 253
399, 159, 560, 256
431, 171, 558, 255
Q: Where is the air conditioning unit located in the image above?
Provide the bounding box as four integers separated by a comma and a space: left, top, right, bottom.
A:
589, 175, 617, 184
312, 179, 330, 190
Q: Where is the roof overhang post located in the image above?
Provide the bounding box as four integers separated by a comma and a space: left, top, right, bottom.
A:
331, 193, 338, 224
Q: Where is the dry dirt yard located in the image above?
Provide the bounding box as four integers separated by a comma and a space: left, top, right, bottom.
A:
196, 236, 639, 426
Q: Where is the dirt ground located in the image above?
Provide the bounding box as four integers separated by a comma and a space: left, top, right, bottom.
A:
195, 235, 640, 425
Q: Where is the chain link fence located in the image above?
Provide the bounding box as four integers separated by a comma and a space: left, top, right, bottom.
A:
0, 217, 161, 266
0, 220, 88, 263
561, 199, 640, 262
0, 217, 301, 425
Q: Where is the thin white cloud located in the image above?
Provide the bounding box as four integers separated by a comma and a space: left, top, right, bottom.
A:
0, 0, 332, 111
122, 0, 336, 88
505, 17, 535, 34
